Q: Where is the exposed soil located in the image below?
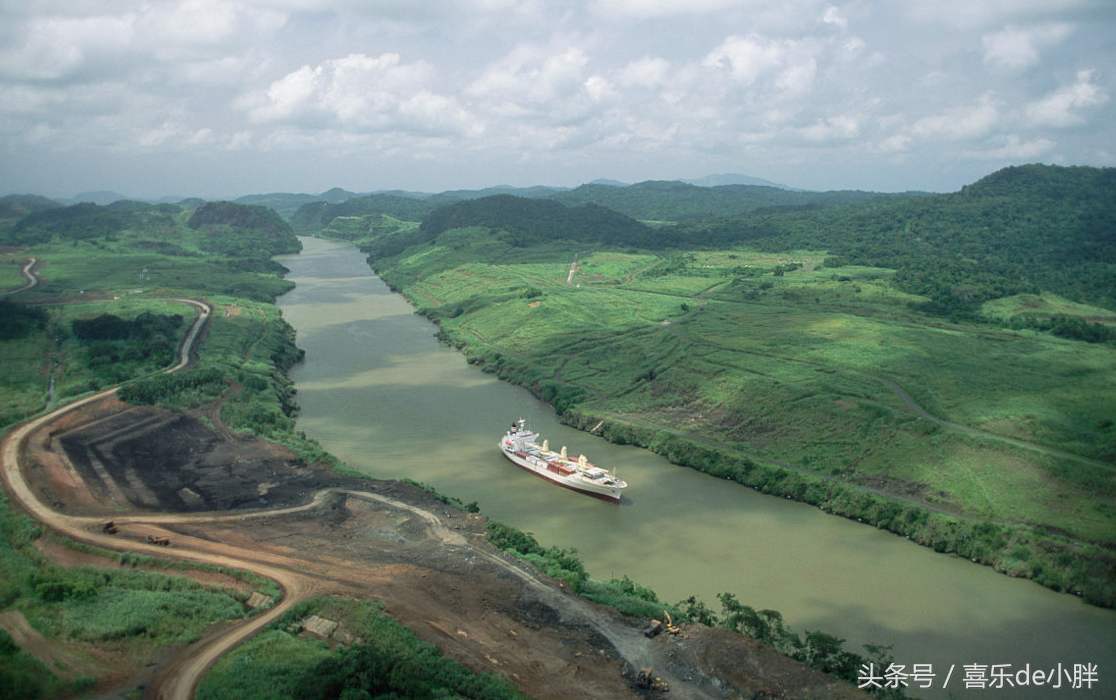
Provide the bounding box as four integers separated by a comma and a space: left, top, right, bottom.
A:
9, 394, 867, 700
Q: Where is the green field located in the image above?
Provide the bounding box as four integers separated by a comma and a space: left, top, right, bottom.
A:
373, 234, 1116, 604
199, 597, 526, 700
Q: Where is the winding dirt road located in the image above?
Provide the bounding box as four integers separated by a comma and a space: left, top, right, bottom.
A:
0, 298, 719, 700
1, 257, 38, 296
1, 263, 867, 700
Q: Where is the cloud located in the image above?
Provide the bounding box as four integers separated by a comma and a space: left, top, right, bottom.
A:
902, 0, 1087, 30
0, 0, 1113, 196
800, 115, 859, 142
961, 134, 1056, 160
981, 24, 1071, 71
822, 6, 847, 31
911, 96, 1000, 141
0, 13, 136, 81
245, 53, 452, 134
468, 45, 590, 105
618, 56, 671, 88
703, 34, 818, 95
592, 0, 754, 19
1024, 70, 1107, 127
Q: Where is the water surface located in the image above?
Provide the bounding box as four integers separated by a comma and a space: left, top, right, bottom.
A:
278, 237, 1113, 699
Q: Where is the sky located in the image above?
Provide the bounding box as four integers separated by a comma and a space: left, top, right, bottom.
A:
0, 0, 1113, 200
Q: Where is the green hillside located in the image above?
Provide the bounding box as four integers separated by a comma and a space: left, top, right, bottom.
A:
290, 193, 437, 233
548, 179, 900, 222
683, 164, 1116, 315
364, 164, 1116, 607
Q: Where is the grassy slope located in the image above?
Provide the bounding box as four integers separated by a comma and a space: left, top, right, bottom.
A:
0, 202, 536, 698
0, 206, 308, 697
371, 233, 1116, 605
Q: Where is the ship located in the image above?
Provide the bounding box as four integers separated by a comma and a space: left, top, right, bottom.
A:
498, 419, 627, 503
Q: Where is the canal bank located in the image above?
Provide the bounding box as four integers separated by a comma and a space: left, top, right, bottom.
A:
278, 236, 1114, 699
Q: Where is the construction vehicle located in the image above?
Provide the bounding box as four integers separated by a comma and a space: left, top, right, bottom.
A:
635, 668, 670, 692
662, 611, 680, 634
146, 535, 170, 546
102, 521, 118, 534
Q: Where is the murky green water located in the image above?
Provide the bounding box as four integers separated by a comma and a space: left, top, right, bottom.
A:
278, 237, 1113, 698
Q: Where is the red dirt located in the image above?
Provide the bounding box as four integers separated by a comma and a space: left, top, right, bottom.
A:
7, 394, 868, 700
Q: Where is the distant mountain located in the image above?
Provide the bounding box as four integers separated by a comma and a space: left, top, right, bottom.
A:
5, 201, 177, 246
320, 187, 360, 203
57, 191, 132, 206
588, 178, 629, 187
419, 195, 648, 247
0, 194, 62, 220
290, 194, 439, 233
424, 185, 568, 208
548, 180, 885, 222
232, 189, 363, 219
694, 164, 1116, 313
187, 201, 300, 256
682, 173, 797, 190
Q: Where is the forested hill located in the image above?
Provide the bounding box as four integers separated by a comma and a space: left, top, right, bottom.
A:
0, 194, 60, 221
6, 201, 181, 246
290, 193, 437, 233
547, 180, 900, 222
235, 187, 361, 219
420, 195, 650, 246
186, 201, 301, 257
685, 164, 1116, 313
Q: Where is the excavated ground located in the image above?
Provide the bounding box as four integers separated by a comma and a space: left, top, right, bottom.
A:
16, 396, 867, 700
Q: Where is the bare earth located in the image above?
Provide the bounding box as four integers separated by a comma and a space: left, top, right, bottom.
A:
4, 393, 867, 700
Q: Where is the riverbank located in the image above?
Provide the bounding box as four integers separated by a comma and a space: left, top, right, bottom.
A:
282, 236, 1116, 700
360, 232, 1115, 609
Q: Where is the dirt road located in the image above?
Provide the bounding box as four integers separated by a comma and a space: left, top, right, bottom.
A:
1, 257, 38, 295
1, 284, 863, 699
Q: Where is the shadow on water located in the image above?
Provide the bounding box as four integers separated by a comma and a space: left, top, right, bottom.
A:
279, 237, 1115, 700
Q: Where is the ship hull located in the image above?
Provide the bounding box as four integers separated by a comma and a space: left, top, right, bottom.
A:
499, 444, 623, 503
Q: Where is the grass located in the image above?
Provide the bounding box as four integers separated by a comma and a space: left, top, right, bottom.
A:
198, 597, 527, 700
982, 292, 1116, 323
0, 256, 28, 290
373, 231, 1116, 603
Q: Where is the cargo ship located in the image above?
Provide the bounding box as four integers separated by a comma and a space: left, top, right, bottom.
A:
499, 419, 626, 503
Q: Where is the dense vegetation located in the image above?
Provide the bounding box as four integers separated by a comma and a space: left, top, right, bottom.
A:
0, 490, 261, 699
0, 197, 306, 429
358, 164, 1116, 607
290, 193, 437, 233
198, 597, 527, 700
548, 179, 898, 222
486, 518, 906, 698
0, 195, 61, 232
234, 187, 359, 220
680, 165, 1116, 315
0, 300, 47, 340
1, 163, 1113, 697
187, 201, 302, 258
0, 195, 330, 698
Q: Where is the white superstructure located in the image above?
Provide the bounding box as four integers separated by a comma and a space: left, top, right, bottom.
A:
498, 419, 626, 503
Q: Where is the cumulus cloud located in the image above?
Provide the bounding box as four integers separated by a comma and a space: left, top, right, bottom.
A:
1024, 70, 1107, 127
902, 0, 1084, 30
0, 13, 136, 81
800, 115, 859, 142
962, 134, 1056, 160
911, 96, 1001, 141
593, 0, 753, 19
243, 52, 483, 138
703, 34, 818, 95
822, 6, 847, 31
981, 24, 1071, 71
0, 0, 1112, 195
